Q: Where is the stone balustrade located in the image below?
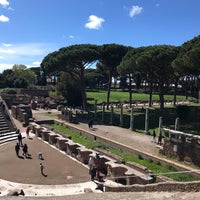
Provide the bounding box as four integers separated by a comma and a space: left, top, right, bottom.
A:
65, 140, 80, 156
41, 130, 50, 141
76, 146, 94, 164
47, 132, 59, 145
55, 137, 68, 151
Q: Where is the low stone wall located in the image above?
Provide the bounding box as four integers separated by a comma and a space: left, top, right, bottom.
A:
17, 89, 49, 97
105, 180, 200, 192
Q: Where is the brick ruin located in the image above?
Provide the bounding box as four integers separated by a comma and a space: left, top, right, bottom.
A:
160, 128, 200, 168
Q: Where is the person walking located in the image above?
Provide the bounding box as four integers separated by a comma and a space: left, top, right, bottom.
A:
22, 144, 28, 157
40, 163, 44, 175
15, 143, 20, 157
17, 130, 23, 147
88, 156, 94, 175
26, 126, 30, 139
88, 118, 94, 129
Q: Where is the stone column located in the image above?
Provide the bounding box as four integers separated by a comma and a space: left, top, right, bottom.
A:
94, 99, 97, 120
175, 117, 180, 131
144, 107, 149, 134
68, 110, 72, 122
120, 104, 123, 127
102, 103, 105, 122
158, 117, 163, 134
129, 106, 134, 131
110, 105, 114, 125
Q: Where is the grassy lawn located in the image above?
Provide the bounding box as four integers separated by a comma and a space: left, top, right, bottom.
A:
86, 90, 197, 104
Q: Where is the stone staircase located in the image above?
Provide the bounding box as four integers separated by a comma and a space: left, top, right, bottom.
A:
0, 104, 18, 145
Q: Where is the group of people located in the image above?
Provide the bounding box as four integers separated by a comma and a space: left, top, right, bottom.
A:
15, 129, 29, 157
15, 142, 29, 158
88, 153, 104, 182
15, 128, 46, 176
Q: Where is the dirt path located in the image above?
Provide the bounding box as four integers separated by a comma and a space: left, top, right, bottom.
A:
0, 135, 89, 185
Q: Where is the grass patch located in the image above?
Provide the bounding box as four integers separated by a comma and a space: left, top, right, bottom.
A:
49, 123, 104, 149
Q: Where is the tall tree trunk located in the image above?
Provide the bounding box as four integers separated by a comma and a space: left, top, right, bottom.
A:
173, 77, 178, 106
128, 74, 132, 108
197, 77, 200, 103
80, 68, 87, 111
148, 81, 153, 107
106, 72, 112, 110
198, 88, 200, 103
159, 84, 165, 117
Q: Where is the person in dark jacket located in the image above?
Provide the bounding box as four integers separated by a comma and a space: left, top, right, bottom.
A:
15, 143, 20, 157
22, 144, 28, 157
17, 130, 23, 147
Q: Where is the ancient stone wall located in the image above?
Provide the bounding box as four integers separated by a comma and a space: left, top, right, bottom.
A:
16, 89, 49, 97
105, 180, 200, 192
11, 104, 32, 127
161, 128, 200, 168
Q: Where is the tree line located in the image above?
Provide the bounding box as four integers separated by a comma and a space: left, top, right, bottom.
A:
40, 35, 200, 116
0, 35, 199, 116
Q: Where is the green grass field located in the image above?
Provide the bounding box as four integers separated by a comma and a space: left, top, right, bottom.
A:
86, 90, 196, 104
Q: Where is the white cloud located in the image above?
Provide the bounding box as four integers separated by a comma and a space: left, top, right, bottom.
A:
69, 35, 75, 39
0, 43, 50, 56
0, 0, 9, 7
85, 15, 105, 30
32, 61, 41, 66
0, 48, 15, 54
0, 43, 56, 72
2, 43, 12, 47
129, 5, 143, 17
0, 63, 13, 71
0, 14, 9, 22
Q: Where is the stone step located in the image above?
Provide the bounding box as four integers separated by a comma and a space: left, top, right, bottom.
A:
0, 122, 7, 126
0, 131, 16, 137
0, 136, 18, 145
0, 132, 18, 145
0, 126, 10, 132
0, 122, 9, 126
0, 121, 7, 124
0, 126, 9, 130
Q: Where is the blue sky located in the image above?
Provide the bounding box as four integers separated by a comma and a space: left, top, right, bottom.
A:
0, 0, 200, 72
